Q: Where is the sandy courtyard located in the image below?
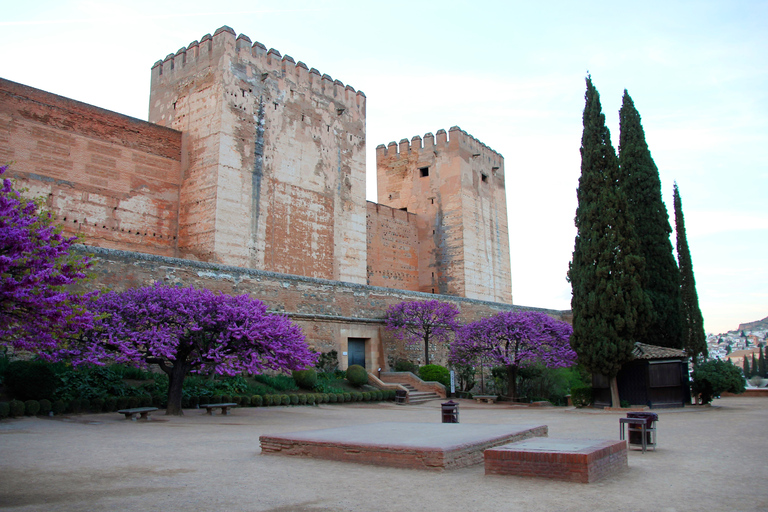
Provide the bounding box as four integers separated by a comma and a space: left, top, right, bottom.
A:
1, 396, 766, 512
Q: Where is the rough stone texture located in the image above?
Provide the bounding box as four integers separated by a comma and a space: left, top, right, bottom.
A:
366, 201, 420, 291
74, 246, 566, 370
260, 421, 548, 471
0, 78, 182, 257
484, 438, 628, 483
148, 29, 367, 282
376, 127, 512, 303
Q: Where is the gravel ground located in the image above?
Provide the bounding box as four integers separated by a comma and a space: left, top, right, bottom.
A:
1, 396, 766, 512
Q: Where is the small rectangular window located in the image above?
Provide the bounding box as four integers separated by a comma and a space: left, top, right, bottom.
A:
419, 167, 429, 177
481, 173, 488, 183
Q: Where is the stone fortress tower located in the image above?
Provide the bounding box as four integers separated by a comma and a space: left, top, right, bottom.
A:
375, 128, 512, 304
149, 26, 368, 284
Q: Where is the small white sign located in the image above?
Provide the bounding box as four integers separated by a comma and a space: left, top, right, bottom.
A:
342, 351, 348, 356
450, 370, 456, 393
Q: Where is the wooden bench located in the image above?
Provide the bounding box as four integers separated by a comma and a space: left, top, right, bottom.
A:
200, 403, 238, 415
473, 395, 498, 404
117, 407, 158, 421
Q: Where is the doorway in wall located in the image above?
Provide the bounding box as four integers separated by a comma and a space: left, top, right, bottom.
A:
347, 338, 367, 369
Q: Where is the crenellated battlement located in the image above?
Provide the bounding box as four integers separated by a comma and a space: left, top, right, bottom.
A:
375, 126, 502, 167
150, 25, 366, 111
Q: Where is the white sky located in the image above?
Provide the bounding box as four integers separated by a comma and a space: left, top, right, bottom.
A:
1, 0, 766, 335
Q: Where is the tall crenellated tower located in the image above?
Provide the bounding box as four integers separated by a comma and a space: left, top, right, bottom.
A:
376, 127, 512, 303
149, 26, 367, 284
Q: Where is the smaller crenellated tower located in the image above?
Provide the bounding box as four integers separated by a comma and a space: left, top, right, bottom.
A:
376, 127, 512, 303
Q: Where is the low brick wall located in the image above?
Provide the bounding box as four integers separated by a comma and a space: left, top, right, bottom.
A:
379, 372, 447, 398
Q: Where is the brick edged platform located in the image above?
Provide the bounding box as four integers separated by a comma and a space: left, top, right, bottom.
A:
260, 421, 548, 471
484, 438, 627, 483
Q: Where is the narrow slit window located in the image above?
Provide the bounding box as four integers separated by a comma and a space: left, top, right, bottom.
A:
481, 173, 488, 183
419, 167, 429, 177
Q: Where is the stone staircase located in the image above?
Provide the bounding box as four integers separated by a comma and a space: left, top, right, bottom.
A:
397, 383, 442, 405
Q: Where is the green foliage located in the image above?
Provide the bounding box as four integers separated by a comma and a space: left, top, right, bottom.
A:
305, 394, 315, 405
298, 394, 307, 405
346, 365, 368, 387
570, 78, 650, 405
570, 386, 593, 407
321, 393, 329, 403
9, 399, 24, 417
138, 395, 152, 407
743, 356, 751, 377
253, 374, 298, 392
4, 360, 58, 400
38, 399, 52, 415
620, 399, 631, 408
68, 398, 82, 413
104, 397, 117, 412
91, 398, 105, 412
674, 184, 708, 360
343, 392, 351, 403
24, 399, 40, 415
0, 350, 10, 384
362, 392, 371, 401
56, 364, 144, 401
692, 359, 745, 404
115, 397, 129, 410
0, 402, 9, 419
618, 91, 683, 350
393, 359, 419, 373
451, 363, 476, 393
109, 364, 153, 380
517, 365, 577, 406
328, 393, 338, 403
280, 394, 290, 406
292, 369, 318, 390
290, 394, 299, 405
315, 350, 339, 373
249, 395, 261, 407
418, 364, 450, 387
240, 395, 251, 406
126, 397, 139, 409
51, 400, 66, 415
219, 394, 231, 403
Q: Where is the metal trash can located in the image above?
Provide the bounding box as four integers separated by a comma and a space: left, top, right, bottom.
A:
441, 400, 459, 423
627, 411, 658, 445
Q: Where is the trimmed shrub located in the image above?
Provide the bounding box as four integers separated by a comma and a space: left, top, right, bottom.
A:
9, 399, 24, 417
39, 399, 52, 415
298, 394, 307, 405
280, 395, 290, 406
328, 393, 338, 403
115, 397, 130, 410
189, 396, 200, 408
24, 400, 40, 416
306, 394, 316, 405
91, 398, 105, 413
220, 394, 231, 403
292, 369, 318, 390
394, 359, 419, 374
104, 397, 117, 412
692, 359, 746, 404
126, 397, 140, 409
138, 395, 152, 407
182, 396, 191, 408
4, 360, 58, 401
343, 392, 351, 403
240, 396, 251, 407
52, 400, 66, 415
0, 402, 9, 419
346, 365, 368, 387
290, 394, 299, 405
321, 393, 330, 404
418, 364, 451, 388
362, 392, 371, 401
68, 398, 82, 413
570, 385, 593, 408
151, 395, 164, 408
251, 395, 263, 407
376, 391, 384, 401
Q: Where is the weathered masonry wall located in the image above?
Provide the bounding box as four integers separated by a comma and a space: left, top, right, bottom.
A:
148, 27, 367, 283
77, 246, 565, 369
376, 126, 512, 304
0, 78, 183, 257
366, 201, 420, 291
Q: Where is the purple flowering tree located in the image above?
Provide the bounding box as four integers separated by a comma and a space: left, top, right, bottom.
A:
385, 300, 460, 366
450, 311, 575, 400
0, 165, 95, 356
66, 284, 318, 415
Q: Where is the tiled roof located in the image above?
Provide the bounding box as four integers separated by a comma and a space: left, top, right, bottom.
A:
633, 342, 687, 360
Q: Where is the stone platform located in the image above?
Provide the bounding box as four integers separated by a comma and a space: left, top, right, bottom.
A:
485, 438, 628, 483
260, 421, 547, 471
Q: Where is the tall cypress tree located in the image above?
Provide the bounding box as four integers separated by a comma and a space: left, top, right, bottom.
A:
759, 347, 765, 377
752, 353, 759, 378
569, 77, 651, 407
618, 91, 683, 349
673, 183, 708, 361
743, 356, 750, 378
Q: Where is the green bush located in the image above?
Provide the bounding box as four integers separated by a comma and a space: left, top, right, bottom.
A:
290, 394, 299, 405
0, 402, 9, 419
419, 364, 450, 388
152, 395, 165, 408
52, 400, 66, 415
320, 393, 329, 404
328, 393, 338, 403
393, 359, 419, 374
279, 395, 289, 406
104, 397, 117, 412
24, 400, 40, 416
343, 392, 351, 403
115, 397, 129, 410
305, 394, 315, 405
346, 365, 368, 387
692, 359, 746, 404
9, 399, 24, 417
298, 394, 307, 405
126, 397, 139, 409
240, 395, 251, 407
220, 394, 231, 403
251, 395, 263, 407
362, 392, 371, 401
189, 396, 200, 408
38, 399, 52, 415
292, 369, 318, 390
4, 361, 59, 401
316, 350, 340, 373
80, 398, 91, 412
91, 398, 105, 412
68, 398, 82, 413
253, 374, 298, 392
570, 385, 593, 407
138, 395, 152, 407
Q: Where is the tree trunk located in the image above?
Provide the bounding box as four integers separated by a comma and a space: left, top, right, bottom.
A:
507, 364, 518, 401
165, 360, 189, 416
609, 375, 621, 408
423, 334, 430, 365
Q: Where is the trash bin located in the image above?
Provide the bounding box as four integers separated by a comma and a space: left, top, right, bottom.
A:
441, 400, 459, 423
627, 412, 658, 445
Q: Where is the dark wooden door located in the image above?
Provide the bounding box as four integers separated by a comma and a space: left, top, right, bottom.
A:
348, 338, 366, 368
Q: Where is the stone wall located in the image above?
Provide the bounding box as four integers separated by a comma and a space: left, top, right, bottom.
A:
77, 245, 566, 370
366, 201, 420, 291
0, 78, 183, 257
